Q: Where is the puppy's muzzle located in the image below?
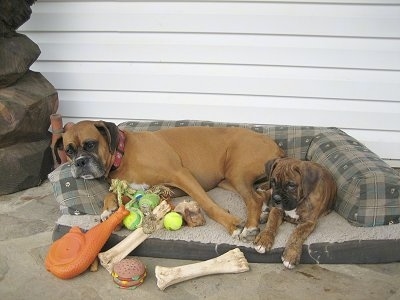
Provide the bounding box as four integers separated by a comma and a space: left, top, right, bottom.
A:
271, 193, 285, 210
272, 194, 282, 204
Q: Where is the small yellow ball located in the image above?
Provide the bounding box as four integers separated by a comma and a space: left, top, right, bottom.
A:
163, 212, 183, 231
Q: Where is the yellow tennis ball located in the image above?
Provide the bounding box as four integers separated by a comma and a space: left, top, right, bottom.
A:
163, 212, 183, 231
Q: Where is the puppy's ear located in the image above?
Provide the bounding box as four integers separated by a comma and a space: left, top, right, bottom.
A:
265, 158, 279, 188
299, 163, 319, 200
94, 121, 119, 153
53, 136, 64, 164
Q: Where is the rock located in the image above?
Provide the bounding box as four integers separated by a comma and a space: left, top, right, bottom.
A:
0, 71, 59, 147
0, 137, 53, 195
0, 34, 41, 88
0, 0, 35, 35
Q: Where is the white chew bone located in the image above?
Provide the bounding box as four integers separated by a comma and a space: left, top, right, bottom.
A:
155, 248, 250, 291
98, 200, 171, 273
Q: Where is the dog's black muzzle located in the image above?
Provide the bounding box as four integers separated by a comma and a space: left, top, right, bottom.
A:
71, 154, 105, 179
271, 190, 297, 211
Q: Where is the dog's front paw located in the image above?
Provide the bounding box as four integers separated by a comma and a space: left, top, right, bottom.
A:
254, 231, 275, 254
281, 247, 301, 269
100, 209, 113, 222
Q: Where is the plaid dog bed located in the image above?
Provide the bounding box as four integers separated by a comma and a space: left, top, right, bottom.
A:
48, 120, 400, 227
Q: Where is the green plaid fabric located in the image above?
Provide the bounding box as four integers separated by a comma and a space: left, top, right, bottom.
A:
119, 120, 329, 160
306, 130, 400, 226
48, 163, 109, 215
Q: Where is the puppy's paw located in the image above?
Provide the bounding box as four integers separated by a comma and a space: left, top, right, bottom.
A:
281, 247, 301, 269
282, 259, 296, 269
254, 244, 266, 254
239, 226, 260, 242
254, 231, 274, 254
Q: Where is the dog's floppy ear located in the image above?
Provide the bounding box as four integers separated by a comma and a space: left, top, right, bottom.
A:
53, 136, 64, 164
299, 163, 319, 200
94, 121, 119, 153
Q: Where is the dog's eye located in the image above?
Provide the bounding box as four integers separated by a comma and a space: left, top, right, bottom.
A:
84, 141, 97, 151
287, 182, 297, 191
65, 145, 75, 157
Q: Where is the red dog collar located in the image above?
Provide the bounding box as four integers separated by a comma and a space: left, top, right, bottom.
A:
111, 130, 126, 171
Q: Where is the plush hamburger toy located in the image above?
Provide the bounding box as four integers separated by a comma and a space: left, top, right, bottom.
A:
111, 257, 147, 289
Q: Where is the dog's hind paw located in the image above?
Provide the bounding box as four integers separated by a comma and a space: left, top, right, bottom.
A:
231, 223, 259, 242
231, 226, 244, 240
239, 227, 260, 242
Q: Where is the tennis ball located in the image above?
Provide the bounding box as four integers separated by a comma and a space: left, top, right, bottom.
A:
139, 193, 160, 211
123, 208, 143, 230
163, 212, 183, 231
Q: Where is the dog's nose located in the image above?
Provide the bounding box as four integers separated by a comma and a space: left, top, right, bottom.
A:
273, 194, 282, 204
75, 157, 88, 168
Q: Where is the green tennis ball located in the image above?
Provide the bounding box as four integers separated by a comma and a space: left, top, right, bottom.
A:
123, 208, 143, 230
139, 193, 160, 211
163, 212, 183, 231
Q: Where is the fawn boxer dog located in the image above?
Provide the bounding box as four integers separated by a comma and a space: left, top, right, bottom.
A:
254, 157, 336, 268
54, 120, 284, 241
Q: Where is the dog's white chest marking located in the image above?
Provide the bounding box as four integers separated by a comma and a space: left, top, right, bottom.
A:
285, 209, 300, 220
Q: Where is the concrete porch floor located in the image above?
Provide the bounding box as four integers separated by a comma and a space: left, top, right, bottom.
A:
0, 180, 399, 300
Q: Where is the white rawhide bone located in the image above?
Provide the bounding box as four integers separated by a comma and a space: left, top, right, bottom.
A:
98, 200, 171, 273
155, 248, 250, 291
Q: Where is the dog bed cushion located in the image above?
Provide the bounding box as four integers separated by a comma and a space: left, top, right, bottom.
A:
48, 163, 108, 216
307, 130, 400, 227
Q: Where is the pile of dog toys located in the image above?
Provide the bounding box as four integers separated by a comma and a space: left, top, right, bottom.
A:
109, 179, 184, 231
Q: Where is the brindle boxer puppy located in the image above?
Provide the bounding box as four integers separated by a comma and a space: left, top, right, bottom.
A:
54, 120, 284, 241
254, 157, 336, 268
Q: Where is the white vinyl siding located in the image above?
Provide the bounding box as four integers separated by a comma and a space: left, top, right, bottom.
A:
19, 0, 400, 166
